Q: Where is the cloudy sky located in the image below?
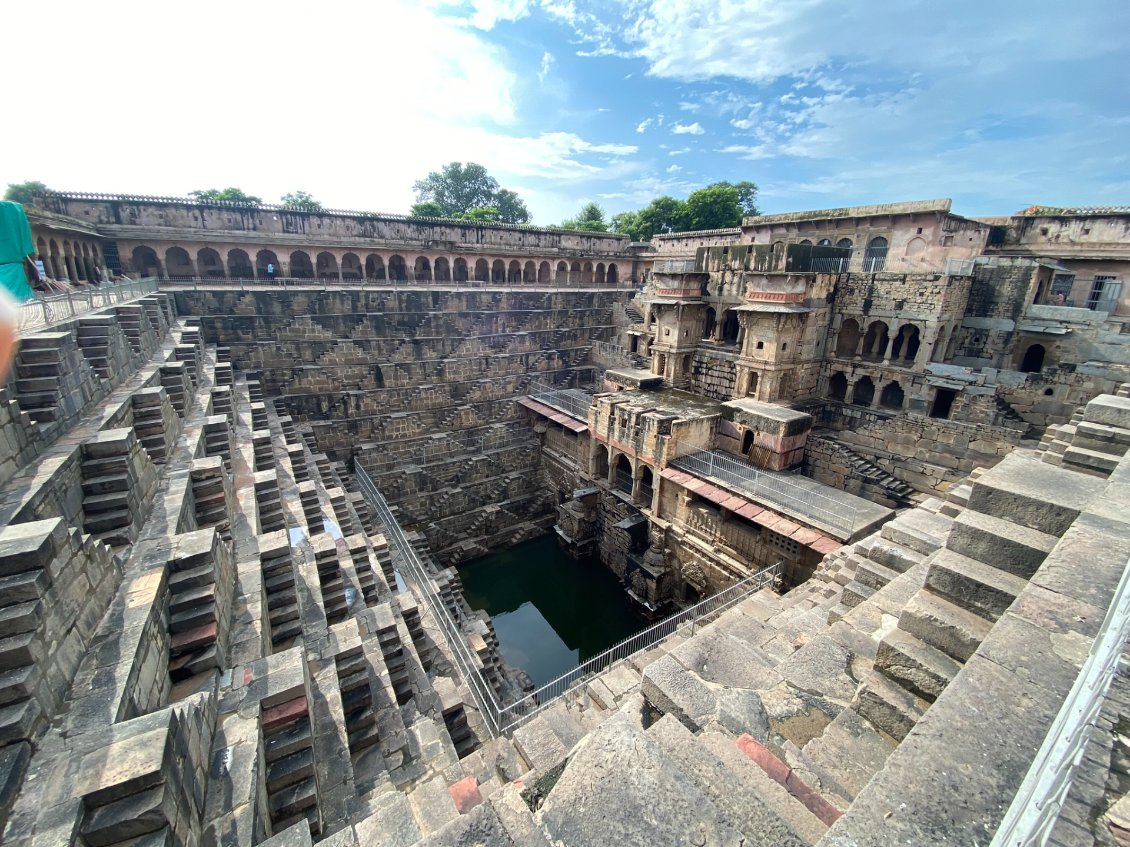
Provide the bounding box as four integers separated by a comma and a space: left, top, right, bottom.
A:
6, 0, 1128, 224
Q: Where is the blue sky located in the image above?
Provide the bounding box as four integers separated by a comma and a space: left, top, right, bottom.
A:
5, 0, 1128, 225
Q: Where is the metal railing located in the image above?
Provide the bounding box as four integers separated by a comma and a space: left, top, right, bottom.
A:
670, 449, 858, 537
17, 278, 158, 331
493, 561, 781, 734
861, 256, 888, 273
809, 257, 851, 273
991, 553, 1130, 846
654, 259, 699, 274
354, 462, 507, 737
527, 383, 596, 422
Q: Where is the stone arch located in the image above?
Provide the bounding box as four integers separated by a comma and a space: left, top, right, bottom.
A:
582, 262, 594, 285
836, 237, 853, 250
638, 465, 655, 505
933, 326, 950, 362
256, 250, 279, 278
434, 257, 450, 282
703, 306, 717, 339
539, 261, 551, 284
1021, 343, 1046, 373
48, 240, 63, 278
890, 324, 921, 363
341, 252, 363, 280
523, 261, 536, 283
507, 260, 521, 283
290, 251, 314, 279
614, 453, 634, 494
608, 263, 619, 285
828, 371, 848, 401
864, 236, 888, 272
453, 258, 469, 282
851, 375, 875, 407
228, 249, 253, 279
746, 372, 758, 397
198, 247, 224, 278
721, 309, 740, 344
365, 254, 386, 280
836, 318, 861, 357
904, 236, 927, 258
492, 259, 506, 283
862, 320, 889, 359
593, 442, 609, 479
557, 261, 569, 282
595, 263, 606, 285
63, 241, 79, 280
817, 238, 832, 246
132, 245, 161, 278
799, 239, 813, 245
388, 255, 408, 281
475, 259, 489, 282
880, 380, 905, 409
165, 246, 195, 279
414, 255, 431, 281
316, 251, 339, 280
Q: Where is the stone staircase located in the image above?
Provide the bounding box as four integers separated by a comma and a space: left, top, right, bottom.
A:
994, 394, 1036, 437
811, 436, 917, 507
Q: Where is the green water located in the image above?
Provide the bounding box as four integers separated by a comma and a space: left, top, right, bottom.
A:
457, 535, 648, 688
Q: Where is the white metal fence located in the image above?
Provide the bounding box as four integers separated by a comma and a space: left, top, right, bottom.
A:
17, 278, 158, 331
527, 383, 596, 421
670, 449, 858, 537
156, 276, 629, 292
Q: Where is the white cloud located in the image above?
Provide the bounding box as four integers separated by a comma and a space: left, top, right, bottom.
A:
636, 118, 653, 133
666, 164, 682, 174
538, 51, 555, 82
454, 0, 532, 29
668, 148, 691, 156
718, 144, 773, 160
671, 121, 705, 135
678, 101, 700, 112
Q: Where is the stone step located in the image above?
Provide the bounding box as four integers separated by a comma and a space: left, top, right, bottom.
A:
268, 774, 318, 820
879, 510, 952, 556
841, 581, 875, 609
852, 672, 926, 742
875, 628, 962, 703
925, 549, 1026, 622
966, 453, 1103, 535
899, 588, 992, 663
406, 773, 459, 835
946, 509, 1057, 579
511, 714, 568, 775
866, 537, 924, 574
266, 747, 315, 794
1062, 445, 1120, 475
648, 714, 829, 843
787, 708, 895, 804
854, 558, 899, 592
353, 789, 421, 847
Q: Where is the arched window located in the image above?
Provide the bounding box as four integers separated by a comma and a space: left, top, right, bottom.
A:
614, 454, 633, 494
388, 255, 408, 281
1021, 343, 1046, 373
341, 253, 363, 280
836, 238, 853, 250
864, 236, 888, 272
475, 259, 489, 282
228, 249, 254, 279
741, 429, 755, 455
890, 324, 921, 363
316, 252, 339, 280
851, 376, 875, 407
414, 256, 431, 281
828, 372, 848, 401
904, 236, 927, 258
538, 261, 551, 284
434, 257, 451, 282
198, 247, 224, 278
836, 318, 861, 357
799, 239, 813, 245
507, 260, 521, 283
593, 443, 609, 479
817, 238, 832, 246
132, 245, 161, 278
365, 254, 386, 280
492, 259, 506, 282
880, 381, 905, 409
639, 466, 654, 505
608, 263, 619, 285
595, 263, 606, 285
862, 320, 890, 359
582, 262, 594, 285
524, 261, 536, 283
256, 250, 279, 278
165, 246, 194, 279
453, 258, 469, 282
290, 251, 314, 278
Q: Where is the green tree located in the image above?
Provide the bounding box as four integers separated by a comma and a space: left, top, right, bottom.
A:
280, 191, 324, 211
733, 180, 760, 216
561, 202, 608, 232
409, 200, 444, 217
4, 181, 49, 204
684, 182, 743, 230
460, 206, 501, 223
609, 210, 643, 241
413, 162, 500, 217
635, 196, 691, 239
189, 187, 262, 205
492, 189, 530, 224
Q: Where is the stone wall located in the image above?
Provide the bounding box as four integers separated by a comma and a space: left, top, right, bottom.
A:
690, 348, 738, 400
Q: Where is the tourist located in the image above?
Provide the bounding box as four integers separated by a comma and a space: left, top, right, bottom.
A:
266, 261, 276, 282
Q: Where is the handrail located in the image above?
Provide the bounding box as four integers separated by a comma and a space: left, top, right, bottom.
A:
493, 560, 781, 734
156, 276, 630, 292
990, 553, 1130, 845
17, 278, 159, 331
